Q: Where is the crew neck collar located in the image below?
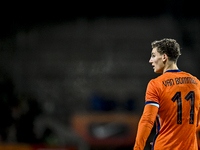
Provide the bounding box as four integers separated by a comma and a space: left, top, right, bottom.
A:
165, 69, 181, 73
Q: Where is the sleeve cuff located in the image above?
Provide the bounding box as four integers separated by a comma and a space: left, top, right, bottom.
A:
145, 101, 159, 108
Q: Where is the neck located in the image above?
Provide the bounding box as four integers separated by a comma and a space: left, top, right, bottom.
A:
163, 61, 178, 74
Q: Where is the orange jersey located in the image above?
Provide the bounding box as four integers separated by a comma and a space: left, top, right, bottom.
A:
146, 70, 200, 150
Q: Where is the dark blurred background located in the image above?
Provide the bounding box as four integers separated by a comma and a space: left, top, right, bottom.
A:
0, 1, 200, 150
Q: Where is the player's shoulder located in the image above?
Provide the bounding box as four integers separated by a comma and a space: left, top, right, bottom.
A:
148, 75, 163, 87
150, 73, 168, 82
180, 71, 200, 81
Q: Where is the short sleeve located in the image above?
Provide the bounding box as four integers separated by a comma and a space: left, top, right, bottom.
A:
145, 79, 160, 108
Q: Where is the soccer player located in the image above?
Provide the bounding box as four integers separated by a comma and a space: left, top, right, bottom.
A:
133, 38, 200, 150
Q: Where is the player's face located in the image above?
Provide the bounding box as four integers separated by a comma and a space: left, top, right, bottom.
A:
149, 48, 165, 73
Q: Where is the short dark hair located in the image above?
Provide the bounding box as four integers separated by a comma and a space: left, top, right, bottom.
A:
151, 38, 181, 61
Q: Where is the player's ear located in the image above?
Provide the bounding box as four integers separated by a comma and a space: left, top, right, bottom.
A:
162, 54, 168, 62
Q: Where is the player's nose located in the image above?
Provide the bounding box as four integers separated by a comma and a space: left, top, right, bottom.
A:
149, 57, 153, 63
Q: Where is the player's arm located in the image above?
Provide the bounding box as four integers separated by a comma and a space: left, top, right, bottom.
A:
133, 104, 158, 150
